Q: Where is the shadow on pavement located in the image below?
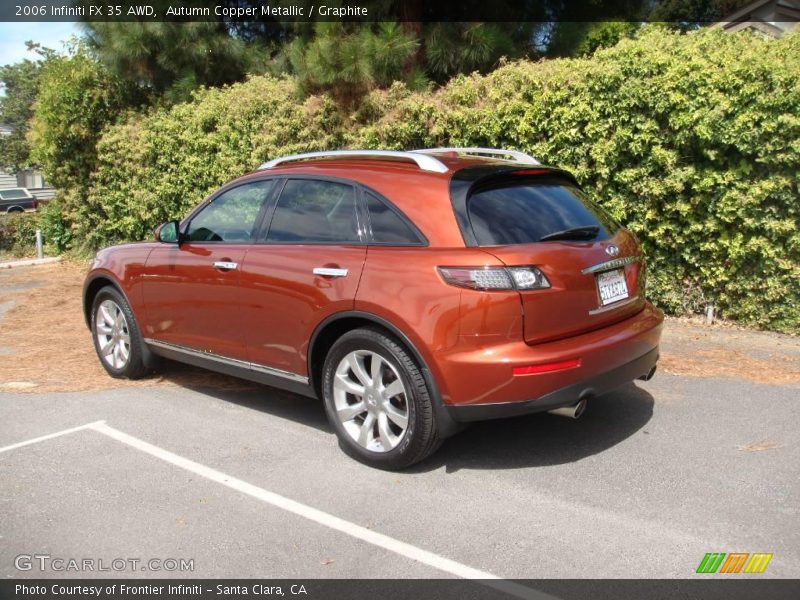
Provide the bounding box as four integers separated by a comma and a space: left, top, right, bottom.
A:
156, 360, 333, 433
417, 382, 654, 473
157, 359, 654, 474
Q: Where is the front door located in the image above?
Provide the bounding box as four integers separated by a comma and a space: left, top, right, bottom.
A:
141, 179, 274, 361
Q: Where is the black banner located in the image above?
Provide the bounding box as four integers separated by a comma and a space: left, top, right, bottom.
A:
3, 0, 797, 23
3, 579, 800, 600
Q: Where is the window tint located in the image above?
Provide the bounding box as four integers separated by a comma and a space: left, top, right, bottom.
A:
267, 179, 360, 243
467, 181, 619, 246
0, 189, 28, 200
186, 180, 273, 243
365, 192, 422, 245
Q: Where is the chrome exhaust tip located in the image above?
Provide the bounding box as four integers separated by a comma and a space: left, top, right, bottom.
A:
638, 366, 657, 381
547, 398, 587, 419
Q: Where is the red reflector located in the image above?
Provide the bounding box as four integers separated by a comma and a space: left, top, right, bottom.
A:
512, 169, 549, 176
513, 359, 581, 375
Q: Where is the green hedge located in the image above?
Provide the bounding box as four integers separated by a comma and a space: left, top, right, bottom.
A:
76, 75, 345, 247
0, 212, 39, 256
74, 28, 798, 332
0, 200, 72, 257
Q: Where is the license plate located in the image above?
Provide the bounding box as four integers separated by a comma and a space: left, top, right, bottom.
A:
596, 268, 629, 306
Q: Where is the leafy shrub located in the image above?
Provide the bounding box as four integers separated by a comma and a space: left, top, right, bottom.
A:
28, 49, 126, 215
37, 197, 73, 255
71, 28, 799, 332
78, 75, 344, 249
355, 28, 800, 332
0, 212, 40, 257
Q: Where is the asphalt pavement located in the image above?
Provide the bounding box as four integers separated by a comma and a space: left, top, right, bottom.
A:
1, 369, 798, 580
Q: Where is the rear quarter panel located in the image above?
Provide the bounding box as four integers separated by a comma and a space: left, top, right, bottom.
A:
355, 247, 515, 404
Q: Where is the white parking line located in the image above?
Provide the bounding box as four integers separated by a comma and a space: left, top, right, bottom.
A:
0, 420, 106, 454
1, 420, 555, 599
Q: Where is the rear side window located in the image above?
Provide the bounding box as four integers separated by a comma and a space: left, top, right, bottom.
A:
365, 192, 423, 245
267, 179, 360, 244
467, 180, 619, 246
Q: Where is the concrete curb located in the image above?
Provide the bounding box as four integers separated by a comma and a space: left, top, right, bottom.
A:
0, 257, 62, 269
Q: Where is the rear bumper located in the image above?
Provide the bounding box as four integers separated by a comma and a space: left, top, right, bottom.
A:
433, 300, 663, 418
447, 346, 659, 422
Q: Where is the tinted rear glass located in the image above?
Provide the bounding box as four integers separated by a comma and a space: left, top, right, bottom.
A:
365, 192, 422, 245
467, 180, 619, 246
267, 179, 360, 244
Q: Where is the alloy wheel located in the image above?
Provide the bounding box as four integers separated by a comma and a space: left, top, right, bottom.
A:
332, 350, 410, 452
95, 299, 131, 370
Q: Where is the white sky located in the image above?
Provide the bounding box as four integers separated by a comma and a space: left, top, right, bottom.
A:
0, 22, 80, 67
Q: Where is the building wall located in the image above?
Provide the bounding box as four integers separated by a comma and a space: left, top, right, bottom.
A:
0, 169, 56, 201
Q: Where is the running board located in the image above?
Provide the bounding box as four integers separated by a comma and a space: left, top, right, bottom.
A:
143, 338, 315, 398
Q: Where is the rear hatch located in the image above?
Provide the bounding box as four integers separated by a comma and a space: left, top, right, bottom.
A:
450, 167, 646, 344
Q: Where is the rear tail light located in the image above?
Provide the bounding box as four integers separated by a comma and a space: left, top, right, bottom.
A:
437, 266, 550, 291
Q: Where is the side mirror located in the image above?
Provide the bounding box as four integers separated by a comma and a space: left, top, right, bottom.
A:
156, 220, 182, 244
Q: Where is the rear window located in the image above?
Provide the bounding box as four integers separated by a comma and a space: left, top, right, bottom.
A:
0, 189, 29, 200
467, 180, 619, 246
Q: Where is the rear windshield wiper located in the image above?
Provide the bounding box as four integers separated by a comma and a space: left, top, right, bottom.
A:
539, 225, 600, 242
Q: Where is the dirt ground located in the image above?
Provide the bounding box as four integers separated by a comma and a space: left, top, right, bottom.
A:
0, 260, 256, 393
1, 260, 798, 393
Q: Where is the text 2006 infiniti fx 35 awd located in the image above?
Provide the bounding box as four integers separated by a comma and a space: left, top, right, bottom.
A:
84, 148, 663, 469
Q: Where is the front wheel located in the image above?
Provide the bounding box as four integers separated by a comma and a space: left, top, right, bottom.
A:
90, 286, 151, 379
322, 327, 441, 470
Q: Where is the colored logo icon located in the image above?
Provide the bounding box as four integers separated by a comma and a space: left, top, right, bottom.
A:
696, 552, 773, 574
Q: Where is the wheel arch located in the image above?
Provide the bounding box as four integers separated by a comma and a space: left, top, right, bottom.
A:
83, 273, 128, 329
308, 311, 463, 438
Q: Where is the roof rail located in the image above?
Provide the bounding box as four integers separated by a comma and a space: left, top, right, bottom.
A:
415, 147, 540, 165
259, 150, 449, 173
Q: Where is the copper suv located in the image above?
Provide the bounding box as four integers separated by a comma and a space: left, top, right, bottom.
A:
84, 148, 663, 469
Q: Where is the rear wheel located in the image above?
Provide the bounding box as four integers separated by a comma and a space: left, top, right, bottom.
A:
90, 286, 150, 379
322, 328, 441, 470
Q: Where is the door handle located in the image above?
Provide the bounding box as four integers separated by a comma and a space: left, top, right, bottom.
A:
213, 261, 238, 270
313, 267, 348, 278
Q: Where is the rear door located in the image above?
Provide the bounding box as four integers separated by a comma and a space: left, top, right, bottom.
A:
141, 180, 274, 361
465, 176, 645, 344
240, 177, 367, 376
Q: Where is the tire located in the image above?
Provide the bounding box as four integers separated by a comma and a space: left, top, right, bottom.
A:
322, 327, 441, 470
90, 285, 151, 379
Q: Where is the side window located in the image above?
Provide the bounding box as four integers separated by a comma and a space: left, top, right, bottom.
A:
186, 180, 273, 243
267, 179, 360, 244
365, 192, 423, 245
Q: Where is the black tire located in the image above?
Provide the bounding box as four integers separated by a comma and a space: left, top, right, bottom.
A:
90, 285, 152, 379
322, 327, 441, 470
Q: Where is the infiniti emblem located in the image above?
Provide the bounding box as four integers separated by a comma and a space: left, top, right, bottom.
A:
605, 245, 619, 257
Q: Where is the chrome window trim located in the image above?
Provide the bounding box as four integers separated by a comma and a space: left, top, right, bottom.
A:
581, 256, 639, 275
143, 338, 308, 384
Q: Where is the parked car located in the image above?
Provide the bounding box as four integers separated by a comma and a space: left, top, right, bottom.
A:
83, 148, 663, 469
0, 188, 38, 213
